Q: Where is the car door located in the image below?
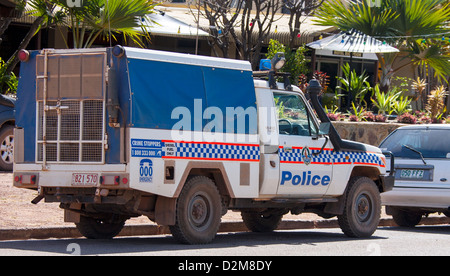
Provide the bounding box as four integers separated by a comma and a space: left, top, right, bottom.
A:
274, 91, 333, 197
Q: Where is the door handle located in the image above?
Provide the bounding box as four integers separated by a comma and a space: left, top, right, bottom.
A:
284, 147, 293, 153
441, 178, 448, 182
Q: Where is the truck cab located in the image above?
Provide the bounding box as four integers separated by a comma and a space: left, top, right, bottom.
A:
13, 46, 393, 244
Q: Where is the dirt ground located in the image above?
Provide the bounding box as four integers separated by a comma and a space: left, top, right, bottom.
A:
1, 172, 391, 230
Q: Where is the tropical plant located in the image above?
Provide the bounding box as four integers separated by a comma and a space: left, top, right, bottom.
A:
392, 95, 412, 115
313, 71, 330, 93
0, 58, 18, 94
266, 39, 309, 85
426, 85, 448, 120
411, 77, 427, 108
314, 0, 450, 91
55, 0, 157, 49
362, 111, 375, 122
1, 0, 156, 87
397, 112, 417, 124
336, 63, 372, 108
3, 0, 58, 80
371, 84, 401, 114
350, 102, 366, 121
375, 114, 387, 122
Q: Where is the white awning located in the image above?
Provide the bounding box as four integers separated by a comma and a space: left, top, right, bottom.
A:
143, 10, 209, 38
307, 29, 399, 54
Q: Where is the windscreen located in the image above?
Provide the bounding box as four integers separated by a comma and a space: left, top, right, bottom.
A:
380, 128, 450, 159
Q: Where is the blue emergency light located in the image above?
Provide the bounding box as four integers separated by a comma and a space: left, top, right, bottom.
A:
259, 59, 271, 71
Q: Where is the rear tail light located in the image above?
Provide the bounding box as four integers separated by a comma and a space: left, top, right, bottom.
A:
100, 174, 129, 186
14, 174, 37, 185
18, 49, 30, 62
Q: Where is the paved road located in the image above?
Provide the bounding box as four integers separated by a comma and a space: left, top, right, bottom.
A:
0, 226, 449, 257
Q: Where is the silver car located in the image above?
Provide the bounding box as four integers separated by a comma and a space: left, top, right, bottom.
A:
380, 124, 450, 227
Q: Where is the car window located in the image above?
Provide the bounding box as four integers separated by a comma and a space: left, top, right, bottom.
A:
380, 128, 450, 159
273, 92, 318, 136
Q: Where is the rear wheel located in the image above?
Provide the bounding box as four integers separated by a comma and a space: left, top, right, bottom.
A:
169, 176, 222, 244
391, 208, 422, 227
75, 216, 125, 239
338, 176, 381, 238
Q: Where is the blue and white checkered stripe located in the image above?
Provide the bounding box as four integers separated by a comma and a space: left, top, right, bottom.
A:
175, 142, 260, 161
279, 147, 333, 164
280, 147, 383, 166
348, 151, 384, 166
279, 147, 302, 162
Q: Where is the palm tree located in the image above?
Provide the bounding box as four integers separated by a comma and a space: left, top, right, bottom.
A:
4, 0, 58, 79
55, 0, 157, 49
3, 0, 156, 82
314, 0, 450, 92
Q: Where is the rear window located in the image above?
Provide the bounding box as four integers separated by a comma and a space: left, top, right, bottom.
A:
380, 128, 450, 159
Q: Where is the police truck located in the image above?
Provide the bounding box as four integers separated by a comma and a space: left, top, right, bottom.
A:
13, 46, 394, 244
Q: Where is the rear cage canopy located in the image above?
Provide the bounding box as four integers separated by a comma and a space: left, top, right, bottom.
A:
35, 50, 107, 164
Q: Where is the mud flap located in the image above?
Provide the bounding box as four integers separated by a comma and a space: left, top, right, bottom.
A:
64, 209, 81, 223
155, 196, 177, 226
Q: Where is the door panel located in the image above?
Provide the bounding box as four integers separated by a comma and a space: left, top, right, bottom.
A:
278, 135, 333, 197
273, 92, 333, 197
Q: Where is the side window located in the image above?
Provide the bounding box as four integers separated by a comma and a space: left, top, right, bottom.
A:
274, 93, 318, 136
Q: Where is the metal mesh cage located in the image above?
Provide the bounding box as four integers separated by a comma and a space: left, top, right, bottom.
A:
35, 51, 106, 164
37, 100, 104, 163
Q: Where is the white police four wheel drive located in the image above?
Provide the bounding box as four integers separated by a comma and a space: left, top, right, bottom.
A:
13, 46, 394, 244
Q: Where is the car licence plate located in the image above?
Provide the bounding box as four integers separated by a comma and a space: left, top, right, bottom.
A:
400, 169, 424, 179
72, 173, 99, 186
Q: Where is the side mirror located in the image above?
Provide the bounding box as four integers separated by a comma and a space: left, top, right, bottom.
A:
318, 122, 331, 136
447, 153, 450, 159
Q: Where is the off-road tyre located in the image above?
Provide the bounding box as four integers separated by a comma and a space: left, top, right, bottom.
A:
169, 176, 222, 244
338, 176, 381, 238
241, 211, 283, 232
75, 216, 125, 239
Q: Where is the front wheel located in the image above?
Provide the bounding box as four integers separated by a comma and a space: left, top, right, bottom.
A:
338, 176, 381, 238
169, 176, 222, 244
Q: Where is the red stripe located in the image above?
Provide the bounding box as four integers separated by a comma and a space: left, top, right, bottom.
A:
161, 140, 259, 147
162, 156, 260, 162
280, 161, 333, 165
354, 162, 385, 167
281, 161, 384, 167
279, 146, 333, 151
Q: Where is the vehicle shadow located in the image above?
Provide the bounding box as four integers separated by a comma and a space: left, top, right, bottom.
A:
0, 229, 386, 256
381, 224, 450, 234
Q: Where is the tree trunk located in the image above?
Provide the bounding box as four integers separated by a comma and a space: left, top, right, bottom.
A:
0, 17, 12, 46
5, 16, 43, 76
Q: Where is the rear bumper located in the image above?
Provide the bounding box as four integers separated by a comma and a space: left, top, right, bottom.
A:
13, 164, 127, 189
381, 187, 450, 210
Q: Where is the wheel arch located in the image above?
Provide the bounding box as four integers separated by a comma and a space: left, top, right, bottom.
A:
324, 166, 383, 216
173, 161, 235, 199
154, 161, 234, 226
350, 165, 384, 192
